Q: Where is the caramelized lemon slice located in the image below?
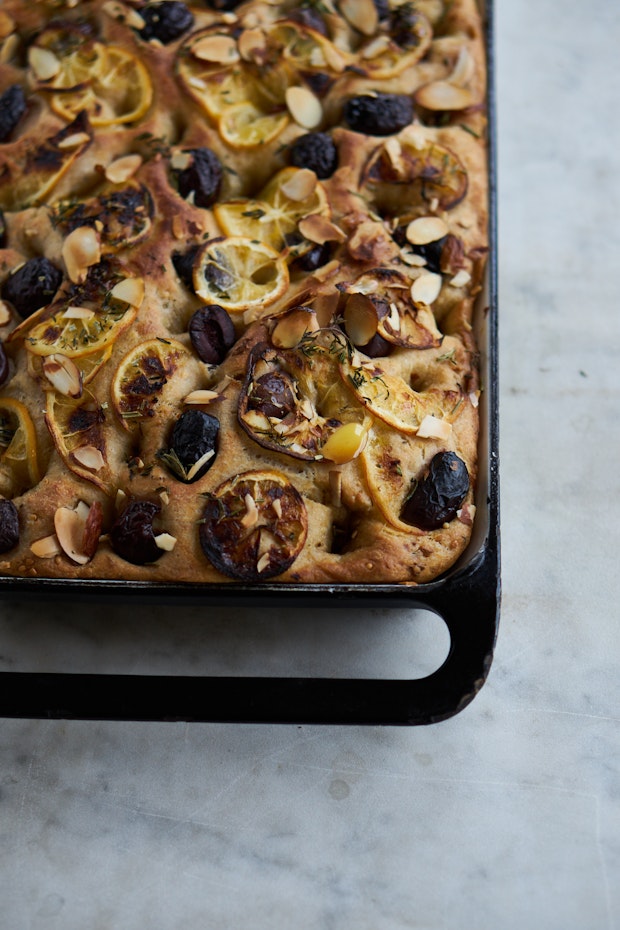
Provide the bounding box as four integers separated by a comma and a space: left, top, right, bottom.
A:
0, 397, 41, 496
26, 295, 138, 359
45, 392, 113, 494
214, 167, 329, 252
219, 103, 289, 149
193, 237, 289, 313
110, 338, 193, 430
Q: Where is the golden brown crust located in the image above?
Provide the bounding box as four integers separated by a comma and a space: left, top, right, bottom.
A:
0, 0, 487, 586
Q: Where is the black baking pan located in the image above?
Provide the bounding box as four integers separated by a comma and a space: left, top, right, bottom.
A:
0, 2, 500, 725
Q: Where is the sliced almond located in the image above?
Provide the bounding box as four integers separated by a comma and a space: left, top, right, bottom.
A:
192, 35, 240, 64
311, 289, 340, 327
414, 81, 476, 111
186, 448, 215, 481
280, 168, 317, 202
184, 389, 220, 404
102, 0, 146, 28
30, 535, 61, 559
416, 415, 452, 440
54, 506, 90, 565
0, 300, 12, 326
109, 276, 145, 308
171, 214, 185, 240
272, 497, 282, 519
170, 150, 193, 171
105, 154, 143, 185
62, 306, 95, 320
57, 132, 91, 150
256, 550, 272, 574
0, 33, 20, 65
241, 492, 259, 528
272, 306, 319, 348
386, 302, 400, 331
339, 0, 378, 36
298, 214, 346, 245
115, 488, 128, 511
237, 27, 266, 62
285, 87, 323, 130
406, 216, 449, 245
62, 227, 101, 285
28, 45, 61, 81
72, 445, 105, 471
411, 272, 442, 305
449, 46, 475, 87
449, 269, 471, 288
343, 293, 379, 347
0, 12, 15, 40
42, 354, 83, 398
154, 532, 177, 552
361, 34, 391, 60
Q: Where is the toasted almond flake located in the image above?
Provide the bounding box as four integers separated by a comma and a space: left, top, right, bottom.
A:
159, 490, 170, 505
105, 153, 142, 184
280, 168, 317, 202
184, 389, 220, 404
400, 248, 427, 267
28, 45, 61, 81
312, 258, 340, 281
298, 214, 346, 244
272, 498, 282, 519
170, 150, 192, 171
192, 35, 240, 64
187, 74, 208, 90
54, 506, 90, 565
406, 216, 449, 245
115, 489, 128, 511
0, 300, 11, 326
339, 0, 378, 36
329, 469, 342, 508
344, 293, 379, 346
109, 277, 145, 308
416, 414, 452, 440
154, 532, 177, 552
241, 492, 259, 528
0, 12, 15, 39
171, 214, 185, 240
73, 445, 105, 471
31, 535, 62, 558
102, 0, 146, 28
386, 302, 400, 331
0, 33, 20, 65
286, 86, 322, 130
311, 289, 340, 326
361, 34, 391, 59
449, 269, 471, 288
256, 550, 271, 574
186, 448, 215, 482
415, 80, 476, 111
411, 272, 442, 305
62, 226, 101, 284
75, 500, 90, 521
401, 124, 427, 150
272, 306, 319, 348
42, 354, 83, 398
62, 306, 95, 320
57, 132, 91, 150
468, 391, 480, 408
449, 46, 475, 87
237, 27, 266, 61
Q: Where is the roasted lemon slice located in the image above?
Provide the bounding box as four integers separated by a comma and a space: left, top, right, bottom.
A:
110, 338, 192, 430
357, 11, 432, 79
266, 22, 350, 74
45, 392, 113, 494
199, 469, 308, 581
340, 356, 442, 434
26, 293, 139, 359
51, 185, 153, 253
193, 237, 289, 313
214, 167, 329, 252
219, 103, 289, 149
0, 397, 41, 496
43, 42, 153, 126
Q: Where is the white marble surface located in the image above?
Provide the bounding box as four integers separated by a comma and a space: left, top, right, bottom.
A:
1, 0, 620, 927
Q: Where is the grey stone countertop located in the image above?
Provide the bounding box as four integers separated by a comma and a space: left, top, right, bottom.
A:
1, 0, 619, 927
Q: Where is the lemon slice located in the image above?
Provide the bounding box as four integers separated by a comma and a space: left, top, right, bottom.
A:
219, 103, 289, 149
28, 343, 113, 389
45, 392, 113, 494
26, 297, 138, 359
267, 22, 350, 74
51, 184, 153, 253
193, 237, 289, 313
46, 43, 153, 126
0, 397, 41, 496
110, 338, 192, 430
214, 168, 329, 252
340, 357, 435, 434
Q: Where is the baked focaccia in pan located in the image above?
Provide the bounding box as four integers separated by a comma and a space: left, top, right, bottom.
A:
0, 0, 487, 584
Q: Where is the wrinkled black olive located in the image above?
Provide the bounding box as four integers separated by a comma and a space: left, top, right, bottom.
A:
172, 244, 200, 290
292, 241, 332, 273
0, 85, 27, 144
287, 7, 328, 35
110, 500, 162, 565
343, 94, 414, 136
249, 372, 295, 419
289, 132, 338, 179
401, 451, 470, 530
1, 257, 63, 319
373, 0, 390, 20
175, 147, 223, 208
0, 341, 9, 387
388, 6, 427, 48
139, 1, 194, 43
0, 209, 6, 248
0, 499, 19, 554
188, 304, 235, 364
168, 409, 219, 482
358, 332, 393, 358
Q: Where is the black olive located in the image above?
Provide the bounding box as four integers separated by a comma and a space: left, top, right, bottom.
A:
358, 332, 393, 358
0, 209, 6, 248
168, 409, 219, 482
289, 132, 338, 179
0, 341, 9, 387
287, 7, 328, 36
343, 93, 414, 136
388, 6, 427, 48
203, 0, 242, 9
401, 451, 470, 530
1, 257, 63, 319
0, 499, 19, 554
249, 372, 295, 419
0, 85, 27, 144
172, 244, 200, 290
175, 147, 223, 208
110, 500, 162, 565
292, 241, 332, 273
139, 1, 194, 43
188, 304, 236, 364
373, 0, 390, 20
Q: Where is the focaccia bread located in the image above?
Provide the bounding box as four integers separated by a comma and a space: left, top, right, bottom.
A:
0, 0, 487, 585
